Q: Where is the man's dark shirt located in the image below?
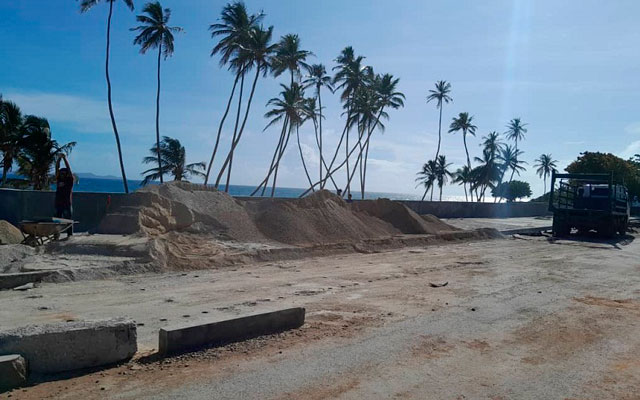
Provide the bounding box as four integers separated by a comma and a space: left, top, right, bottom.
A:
55, 174, 74, 208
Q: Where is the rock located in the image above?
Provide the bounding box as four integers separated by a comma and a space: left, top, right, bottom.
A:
0, 221, 23, 245
0, 354, 28, 392
12, 283, 35, 291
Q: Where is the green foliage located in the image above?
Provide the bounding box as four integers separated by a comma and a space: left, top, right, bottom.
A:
141, 136, 205, 185
491, 180, 532, 202
565, 152, 640, 197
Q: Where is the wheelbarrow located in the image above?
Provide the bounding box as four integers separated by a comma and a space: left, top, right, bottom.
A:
19, 218, 76, 246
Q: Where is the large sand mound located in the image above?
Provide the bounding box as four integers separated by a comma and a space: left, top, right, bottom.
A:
100, 183, 459, 246
351, 198, 459, 234
95, 183, 478, 270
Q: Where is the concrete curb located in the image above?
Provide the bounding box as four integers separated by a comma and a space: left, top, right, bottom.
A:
0, 354, 27, 393
0, 318, 137, 374
159, 307, 305, 355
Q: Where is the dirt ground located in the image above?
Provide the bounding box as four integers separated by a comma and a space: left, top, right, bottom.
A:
2, 230, 640, 399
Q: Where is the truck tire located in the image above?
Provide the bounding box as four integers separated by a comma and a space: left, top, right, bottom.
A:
553, 218, 570, 237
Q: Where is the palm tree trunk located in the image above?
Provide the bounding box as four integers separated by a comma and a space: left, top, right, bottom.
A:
222, 69, 245, 191
439, 185, 443, 201
1, 157, 10, 185
421, 186, 429, 202
435, 104, 442, 159
361, 139, 371, 199
543, 175, 547, 194
215, 65, 261, 189
463, 183, 468, 202
463, 132, 471, 170
430, 185, 434, 201
296, 126, 314, 189
331, 107, 386, 199
345, 125, 350, 196
105, 0, 128, 193
252, 116, 288, 196
311, 117, 339, 191
317, 87, 324, 187
204, 70, 240, 185
155, 43, 163, 183
271, 128, 292, 197
509, 139, 518, 183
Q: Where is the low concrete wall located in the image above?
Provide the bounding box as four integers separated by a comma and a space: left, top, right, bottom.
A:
0, 318, 137, 374
0, 189, 126, 233
399, 200, 551, 218
159, 307, 306, 355
0, 354, 27, 392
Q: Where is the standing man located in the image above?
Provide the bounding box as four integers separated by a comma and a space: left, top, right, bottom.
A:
55, 154, 74, 236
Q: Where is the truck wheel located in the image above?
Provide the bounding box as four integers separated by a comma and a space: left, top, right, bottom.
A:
619, 217, 629, 235
553, 219, 570, 237
599, 224, 615, 238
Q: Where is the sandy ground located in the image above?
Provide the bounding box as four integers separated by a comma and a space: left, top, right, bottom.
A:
443, 216, 553, 232
2, 229, 640, 399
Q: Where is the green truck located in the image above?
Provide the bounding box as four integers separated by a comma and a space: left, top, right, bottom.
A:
548, 171, 630, 237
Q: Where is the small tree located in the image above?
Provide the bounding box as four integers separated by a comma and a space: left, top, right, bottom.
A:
491, 180, 532, 202
566, 152, 640, 198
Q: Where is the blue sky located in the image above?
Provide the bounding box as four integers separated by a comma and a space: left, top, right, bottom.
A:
2, 0, 640, 198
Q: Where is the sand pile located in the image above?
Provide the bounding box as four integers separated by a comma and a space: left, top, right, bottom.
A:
0, 220, 23, 245
95, 183, 478, 270
243, 190, 398, 245
351, 198, 459, 234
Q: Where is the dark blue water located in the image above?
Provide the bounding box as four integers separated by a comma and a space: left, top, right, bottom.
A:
70, 177, 419, 200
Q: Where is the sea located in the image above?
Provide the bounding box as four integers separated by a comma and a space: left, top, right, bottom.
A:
67, 177, 421, 200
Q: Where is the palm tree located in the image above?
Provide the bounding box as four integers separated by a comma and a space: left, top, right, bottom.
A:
426, 80, 452, 160
203, 1, 264, 185
481, 131, 503, 159
214, 25, 276, 190
303, 63, 333, 185
448, 112, 477, 170
356, 73, 404, 198
534, 153, 557, 193
131, 1, 183, 184
473, 150, 503, 201
79, 0, 134, 193
252, 83, 306, 197
331, 47, 369, 195
17, 116, 76, 190
0, 100, 24, 185
453, 165, 473, 202
141, 136, 205, 185
417, 159, 438, 201
505, 118, 528, 182
499, 144, 526, 185
434, 155, 453, 201
270, 34, 313, 85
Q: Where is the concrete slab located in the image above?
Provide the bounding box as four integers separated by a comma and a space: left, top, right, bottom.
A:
0, 354, 27, 392
0, 318, 137, 374
159, 307, 305, 355
443, 216, 552, 233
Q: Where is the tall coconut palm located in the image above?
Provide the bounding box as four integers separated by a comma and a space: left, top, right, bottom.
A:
141, 136, 205, 185
499, 144, 526, 184
426, 80, 452, 160
215, 25, 276, 191
17, 116, 76, 190
505, 117, 528, 182
331, 47, 370, 195
434, 155, 453, 201
203, 1, 264, 185
448, 112, 477, 170
0, 100, 24, 185
481, 131, 503, 159
131, 1, 183, 184
271, 34, 313, 85
303, 63, 333, 185
417, 159, 438, 201
357, 73, 404, 198
473, 149, 503, 201
534, 153, 557, 193
453, 165, 473, 202
252, 83, 306, 197
79, 0, 134, 193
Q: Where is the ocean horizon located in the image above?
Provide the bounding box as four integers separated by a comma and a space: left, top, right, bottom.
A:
52, 176, 423, 201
